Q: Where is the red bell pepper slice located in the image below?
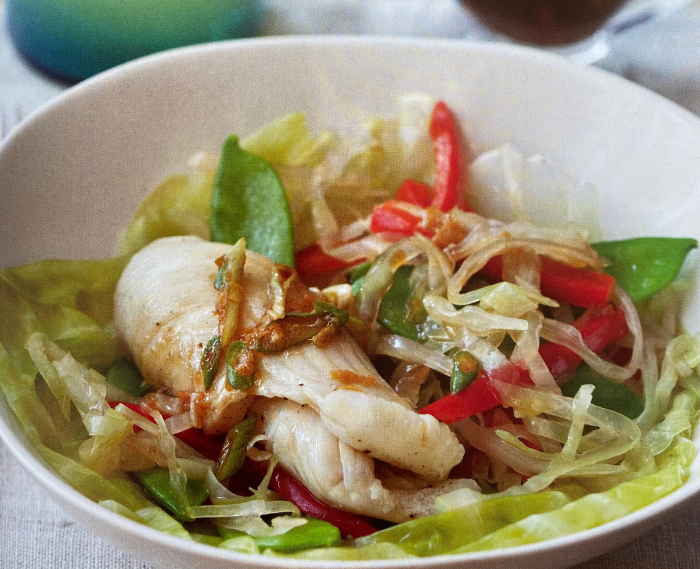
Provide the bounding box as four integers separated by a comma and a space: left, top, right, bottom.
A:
539, 305, 628, 378
268, 467, 377, 538
395, 179, 433, 208
429, 101, 469, 212
369, 200, 431, 240
421, 305, 628, 424
420, 365, 529, 424
108, 401, 224, 461
480, 256, 616, 308
295, 245, 354, 280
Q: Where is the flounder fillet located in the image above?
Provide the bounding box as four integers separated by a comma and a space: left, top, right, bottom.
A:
114, 236, 465, 517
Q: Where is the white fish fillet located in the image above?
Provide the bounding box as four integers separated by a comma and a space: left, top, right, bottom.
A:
255, 398, 476, 523
114, 236, 464, 486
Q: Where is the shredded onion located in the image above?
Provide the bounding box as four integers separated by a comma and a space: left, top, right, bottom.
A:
375, 334, 452, 376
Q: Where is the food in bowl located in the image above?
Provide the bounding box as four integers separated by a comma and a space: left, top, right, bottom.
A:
0, 95, 698, 560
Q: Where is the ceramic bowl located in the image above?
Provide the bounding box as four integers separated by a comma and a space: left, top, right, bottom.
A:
0, 37, 699, 569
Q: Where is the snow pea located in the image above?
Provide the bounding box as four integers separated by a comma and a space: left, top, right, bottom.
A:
592, 237, 697, 302
218, 517, 341, 552
211, 136, 295, 267
560, 363, 644, 419
136, 467, 209, 522
105, 356, 151, 397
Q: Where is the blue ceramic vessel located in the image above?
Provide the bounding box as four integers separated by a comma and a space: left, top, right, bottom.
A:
6, 0, 262, 81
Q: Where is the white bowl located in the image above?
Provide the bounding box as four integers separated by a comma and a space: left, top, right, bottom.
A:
1, 36, 699, 569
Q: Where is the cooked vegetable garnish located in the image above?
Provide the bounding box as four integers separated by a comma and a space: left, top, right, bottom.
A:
201, 336, 221, 389
211, 135, 295, 266
219, 518, 342, 553
106, 356, 151, 397
225, 341, 255, 390
136, 468, 209, 522
450, 350, 481, 394
376, 265, 428, 342
592, 237, 698, 302
215, 414, 257, 481
561, 363, 645, 419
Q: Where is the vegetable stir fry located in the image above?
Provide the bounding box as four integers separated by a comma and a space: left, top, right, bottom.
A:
1, 95, 698, 560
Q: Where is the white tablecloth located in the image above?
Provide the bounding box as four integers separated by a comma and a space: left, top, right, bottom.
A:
1, 1, 699, 568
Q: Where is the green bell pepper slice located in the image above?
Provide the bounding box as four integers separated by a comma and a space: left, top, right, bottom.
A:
211, 136, 295, 267
592, 237, 697, 302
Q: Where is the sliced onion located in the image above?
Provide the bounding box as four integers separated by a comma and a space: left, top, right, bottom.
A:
510, 311, 559, 392
423, 294, 529, 335
165, 412, 194, 435
456, 417, 550, 476
447, 237, 601, 306
188, 500, 299, 519
541, 295, 644, 382
375, 334, 452, 376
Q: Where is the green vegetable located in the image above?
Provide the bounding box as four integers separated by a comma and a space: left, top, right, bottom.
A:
592, 237, 697, 302
286, 301, 350, 325
376, 265, 427, 342
450, 350, 480, 394
211, 135, 295, 266
200, 336, 221, 390
225, 341, 254, 390
561, 364, 645, 419
451, 465, 686, 554
218, 518, 341, 553
105, 356, 151, 397
359, 491, 570, 557
136, 468, 209, 522
215, 414, 257, 481
252, 302, 350, 353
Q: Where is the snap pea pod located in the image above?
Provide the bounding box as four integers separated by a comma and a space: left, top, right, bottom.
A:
592, 237, 697, 302
105, 356, 151, 397
560, 363, 645, 419
211, 135, 295, 267
136, 468, 209, 523
218, 517, 341, 553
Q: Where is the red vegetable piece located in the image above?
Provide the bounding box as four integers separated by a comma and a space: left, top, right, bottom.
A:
429, 101, 469, 212
396, 179, 433, 208
269, 467, 377, 538
420, 364, 529, 425
295, 245, 354, 280
370, 201, 423, 238
479, 256, 616, 308
539, 305, 628, 378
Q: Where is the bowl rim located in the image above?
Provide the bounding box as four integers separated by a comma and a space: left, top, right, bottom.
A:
1, 34, 699, 568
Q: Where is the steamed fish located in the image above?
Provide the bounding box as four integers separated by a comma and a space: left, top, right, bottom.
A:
114, 236, 465, 518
